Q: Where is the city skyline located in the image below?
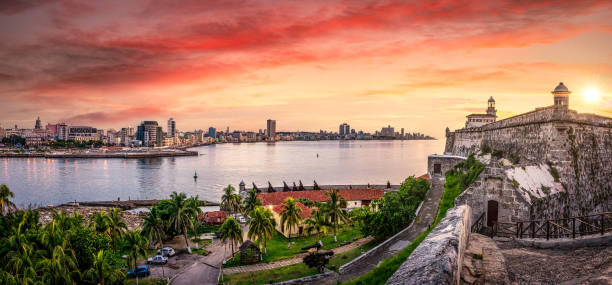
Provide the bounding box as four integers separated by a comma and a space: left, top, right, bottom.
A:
1, 1, 611, 138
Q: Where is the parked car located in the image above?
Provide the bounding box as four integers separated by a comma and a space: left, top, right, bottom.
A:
157, 247, 176, 257
127, 265, 150, 278
147, 255, 168, 265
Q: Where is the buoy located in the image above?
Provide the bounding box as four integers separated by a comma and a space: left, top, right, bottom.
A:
194, 171, 198, 179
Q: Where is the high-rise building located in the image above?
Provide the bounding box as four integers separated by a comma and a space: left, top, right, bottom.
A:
68, 126, 99, 141
35, 117, 41, 130
339, 123, 350, 136
137, 121, 163, 147
57, 123, 68, 140
266, 119, 276, 141
401, 128, 404, 137
208, 127, 216, 138
381, 125, 395, 137
167, 118, 176, 138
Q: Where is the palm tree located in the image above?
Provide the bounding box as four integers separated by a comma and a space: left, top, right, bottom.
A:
324, 189, 350, 242
280, 197, 302, 247
142, 207, 165, 250
90, 211, 109, 234
243, 189, 262, 218
246, 206, 276, 255
36, 245, 80, 285
83, 250, 125, 285
304, 209, 331, 241
122, 230, 149, 270
5, 222, 37, 281
219, 216, 243, 258
168, 192, 199, 253
106, 208, 127, 248
0, 184, 16, 215
221, 185, 239, 215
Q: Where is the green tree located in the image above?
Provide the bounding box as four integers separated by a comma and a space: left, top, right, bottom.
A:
106, 208, 127, 249
221, 185, 242, 215
142, 207, 165, 250
304, 209, 331, 241
246, 206, 276, 255
90, 211, 110, 234
122, 230, 148, 270
243, 189, 262, 218
219, 216, 243, 258
280, 197, 302, 246
36, 245, 80, 285
168, 192, 200, 254
0, 184, 17, 215
5, 222, 38, 282
82, 250, 125, 285
323, 189, 350, 242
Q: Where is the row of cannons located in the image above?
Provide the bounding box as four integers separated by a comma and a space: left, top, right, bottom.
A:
238, 180, 393, 194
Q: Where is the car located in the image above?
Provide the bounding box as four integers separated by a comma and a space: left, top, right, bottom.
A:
147, 255, 168, 265
157, 247, 176, 257
127, 265, 150, 278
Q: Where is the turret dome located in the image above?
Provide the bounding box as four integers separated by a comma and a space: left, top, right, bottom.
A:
488, 96, 495, 102
552, 82, 570, 94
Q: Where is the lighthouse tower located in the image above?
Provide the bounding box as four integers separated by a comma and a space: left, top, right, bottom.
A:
552, 82, 570, 110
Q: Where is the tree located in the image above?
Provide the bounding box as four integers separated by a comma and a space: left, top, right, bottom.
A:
36, 245, 80, 285
221, 185, 239, 214
106, 208, 127, 249
142, 207, 165, 250
122, 230, 148, 270
219, 216, 243, 258
242, 189, 262, 218
323, 189, 350, 242
280, 197, 302, 246
0, 184, 16, 215
90, 211, 109, 234
304, 210, 331, 241
246, 207, 276, 255
168, 192, 200, 253
82, 250, 125, 285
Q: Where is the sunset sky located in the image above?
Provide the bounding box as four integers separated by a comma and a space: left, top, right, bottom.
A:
1, 0, 611, 138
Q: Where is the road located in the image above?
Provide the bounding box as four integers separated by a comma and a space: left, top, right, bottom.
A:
169, 239, 227, 285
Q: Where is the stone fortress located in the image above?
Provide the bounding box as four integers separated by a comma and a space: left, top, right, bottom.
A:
437, 82, 612, 225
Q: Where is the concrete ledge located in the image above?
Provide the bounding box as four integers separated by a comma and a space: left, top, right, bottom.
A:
387, 205, 472, 285
511, 232, 612, 249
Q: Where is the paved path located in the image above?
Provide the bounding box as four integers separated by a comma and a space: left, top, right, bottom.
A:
335, 176, 445, 282
222, 236, 374, 275
169, 239, 226, 285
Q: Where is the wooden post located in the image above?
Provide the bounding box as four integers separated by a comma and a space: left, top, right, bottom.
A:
531, 222, 535, 238
516, 222, 520, 238
546, 220, 550, 240
572, 218, 576, 239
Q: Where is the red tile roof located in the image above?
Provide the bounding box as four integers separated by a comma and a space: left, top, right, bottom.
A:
271, 202, 312, 218
418, 173, 431, 181
201, 211, 227, 224
259, 189, 385, 206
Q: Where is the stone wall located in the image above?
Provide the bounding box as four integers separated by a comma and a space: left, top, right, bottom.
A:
455, 160, 531, 224
387, 205, 472, 285
427, 154, 466, 178
444, 107, 612, 220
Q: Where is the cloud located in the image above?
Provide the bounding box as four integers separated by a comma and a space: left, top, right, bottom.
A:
63, 107, 167, 125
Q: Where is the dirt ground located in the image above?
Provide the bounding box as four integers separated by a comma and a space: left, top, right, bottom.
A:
496, 240, 612, 284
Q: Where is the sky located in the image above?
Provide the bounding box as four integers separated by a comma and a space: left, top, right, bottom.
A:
0, 0, 611, 138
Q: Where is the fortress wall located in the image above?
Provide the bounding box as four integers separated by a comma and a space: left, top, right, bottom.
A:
446, 111, 612, 219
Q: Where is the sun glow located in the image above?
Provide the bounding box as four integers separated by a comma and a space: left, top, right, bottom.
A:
583, 88, 600, 102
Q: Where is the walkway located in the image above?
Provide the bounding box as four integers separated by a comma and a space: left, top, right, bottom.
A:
335, 176, 445, 282
169, 239, 226, 285
222, 236, 374, 275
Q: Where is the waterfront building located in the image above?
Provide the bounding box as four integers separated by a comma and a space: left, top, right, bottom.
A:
381, 125, 395, 137
34, 117, 41, 130
167, 118, 176, 138
68, 126, 99, 141
208, 127, 216, 139
136, 121, 163, 147
266, 119, 276, 141
57, 123, 68, 140
339, 122, 350, 137
465, 97, 497, 128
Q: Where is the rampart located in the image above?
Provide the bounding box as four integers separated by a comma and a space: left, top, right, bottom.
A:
445, 106, 612, 219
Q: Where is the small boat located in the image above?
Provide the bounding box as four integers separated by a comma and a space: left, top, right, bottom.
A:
194, 171, 198, 179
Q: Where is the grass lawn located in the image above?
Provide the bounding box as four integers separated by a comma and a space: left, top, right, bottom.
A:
222, 240, 377, 285
225, 225, 363, 267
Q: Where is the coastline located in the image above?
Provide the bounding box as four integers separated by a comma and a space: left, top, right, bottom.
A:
0, 150, 199, 158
